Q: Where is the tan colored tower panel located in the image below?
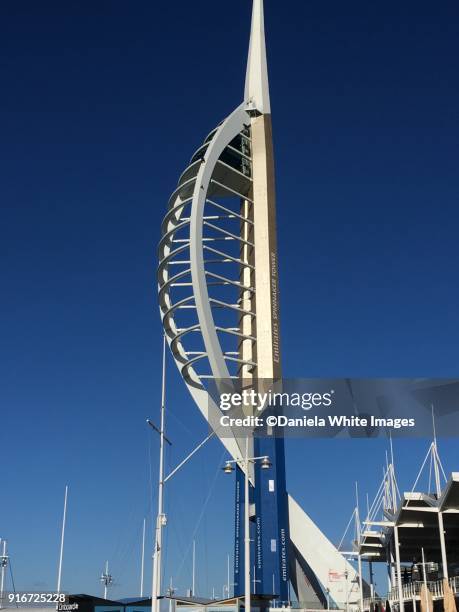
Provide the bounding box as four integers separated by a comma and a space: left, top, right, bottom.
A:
251, 113, 281, 381
239, 196, 255, 382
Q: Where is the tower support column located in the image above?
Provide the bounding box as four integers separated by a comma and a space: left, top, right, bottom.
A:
249, 111, 289, 601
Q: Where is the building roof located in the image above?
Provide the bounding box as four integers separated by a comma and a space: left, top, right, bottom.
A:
69, 595, 123, 606
357, 472, 459, 564
159, 596, 213, 605
439, 472, 459, 512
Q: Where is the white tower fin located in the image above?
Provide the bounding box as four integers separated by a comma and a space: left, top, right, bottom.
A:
244, 0, 271, 115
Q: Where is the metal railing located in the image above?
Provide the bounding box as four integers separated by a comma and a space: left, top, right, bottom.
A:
270, 601, 341, 611
362, 575, 459, 610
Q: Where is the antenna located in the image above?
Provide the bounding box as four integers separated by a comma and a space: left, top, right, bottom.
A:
167, 577, 177, 612
100, 561, 113, 600
431, 404, 437, 446
431, 405, 442, 497
389, 432, 395, 473
0, 540, 8, 608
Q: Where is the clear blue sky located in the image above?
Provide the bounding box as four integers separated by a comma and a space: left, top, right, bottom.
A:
1, 0, 458, 600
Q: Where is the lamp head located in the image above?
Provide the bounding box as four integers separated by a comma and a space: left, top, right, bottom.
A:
260, 456, 272, 470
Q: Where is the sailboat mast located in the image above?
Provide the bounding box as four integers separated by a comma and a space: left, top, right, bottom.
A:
140, 518, 146, 597
0, 539, 7, 610
152, 335, 167, 612
192, 539, 196, 596
57, 485, 68, 593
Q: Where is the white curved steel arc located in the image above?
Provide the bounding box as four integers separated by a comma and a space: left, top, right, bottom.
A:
161, 199, 193, 234
186, 104, 254, 463
189, 103, 250, 384
158, 219, 190, 249
167, 177, 196, 208
159, 104, 254, 464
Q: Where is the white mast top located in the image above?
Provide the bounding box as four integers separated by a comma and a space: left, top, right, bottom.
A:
244, 0, 271, 114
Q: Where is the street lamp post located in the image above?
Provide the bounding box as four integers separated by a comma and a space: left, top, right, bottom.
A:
223, 445, 272, 612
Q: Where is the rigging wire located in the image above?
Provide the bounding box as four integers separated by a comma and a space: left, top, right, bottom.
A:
110, 433, 155, 585
9, 557, 18, 608
166, 406, 196, 437
112, 458, 154, 588
175, 447, 227, 584
113, 516, 146, 587
337, 507, 356, 551
111, 498, 138, 578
